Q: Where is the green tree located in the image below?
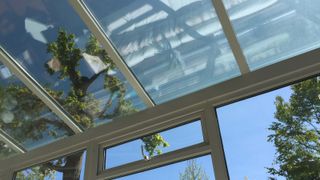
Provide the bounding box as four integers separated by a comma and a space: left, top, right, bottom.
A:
179, 159, 209, 180
0, 30, 168, 180
268, 77, 320, 179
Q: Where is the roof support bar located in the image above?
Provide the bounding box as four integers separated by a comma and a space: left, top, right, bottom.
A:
68, 0, 155, 107
0, 129, 26, 154
211, 0, 250, 74
0, 48, 83, 134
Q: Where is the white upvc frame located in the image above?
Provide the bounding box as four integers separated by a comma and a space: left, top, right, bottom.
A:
0, 47, 319, 179
98, 112, 207, 179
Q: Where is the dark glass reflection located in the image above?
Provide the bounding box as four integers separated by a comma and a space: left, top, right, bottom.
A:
222, 0, 320, 70
15, 151, 86, 180
84, 0, 241, 103
0, 63, 72, 150
0, 0, 145, 129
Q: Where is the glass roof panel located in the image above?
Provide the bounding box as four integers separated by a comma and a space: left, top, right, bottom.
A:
0, 141, 17, 160
222, 0, 320, 70
83, 0, 241, 104
0, 0, 145, 129
0, 63, 72, 150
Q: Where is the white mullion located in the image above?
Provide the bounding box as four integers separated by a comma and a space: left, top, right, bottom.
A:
211, 0, 250, 74
84, 141, 99, 180
204, 105, 229, 180
0, 48, 83, 134
68, 0, 155, 107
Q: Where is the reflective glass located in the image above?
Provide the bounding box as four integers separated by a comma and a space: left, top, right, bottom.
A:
217, 77, 320, 179
222, 0, 320, 70
15, 151, 86, 180
0, 63, 72, 150
0, 0, 145, 129
105, 121, 203, 169
116, 155, 215, 180
0, 141, 17, 160
83, 0, 241, 104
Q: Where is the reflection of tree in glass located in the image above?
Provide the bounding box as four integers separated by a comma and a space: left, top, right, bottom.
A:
1, 30, 168, 180
268, 77, 320, 179
179, 159, 209, 180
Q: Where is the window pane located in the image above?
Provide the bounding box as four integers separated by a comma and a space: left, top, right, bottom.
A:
222, 0, 320, 70
217, 77, 320, 179
83, 0, 241, 104
0, 141, 17, 160
105, 121, 203, 169
0, 63, 72, 150
15, 151, 86, 180
116, 155, 214, 180
0, 0, 145, 129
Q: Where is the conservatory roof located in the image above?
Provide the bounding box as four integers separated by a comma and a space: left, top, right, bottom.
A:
0, 0, 320, 160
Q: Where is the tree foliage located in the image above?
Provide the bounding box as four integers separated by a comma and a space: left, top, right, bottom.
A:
179, 159, 209, 180
268, 77, 320, 179
1, 30, 168, 179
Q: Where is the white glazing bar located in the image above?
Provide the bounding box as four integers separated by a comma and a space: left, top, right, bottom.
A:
68, 0, 155, 107
204, 106, 229, 180
0, 129, 26, 154
211, 0, 250, 74
0, 48, 83, 134
84, 142, 100, 180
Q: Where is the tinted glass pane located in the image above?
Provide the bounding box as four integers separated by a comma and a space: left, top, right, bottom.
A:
222, 0, 320, 70
217, 77, 320, 179
116, 155, 215, 180
0, 63, 72, 150
105, 121, 203, 169
84, 0, 241, 104
15, 151, 86, 180
0, 141, 17, 160
0, 0, 145, 129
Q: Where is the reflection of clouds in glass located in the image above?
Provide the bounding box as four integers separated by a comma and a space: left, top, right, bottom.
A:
119, 11, 168, 34
159, 0, 201, 11
25, 18, 49, 44
228, 0, 277, 20
0, 65, 12, 79
108, 4, 153, 33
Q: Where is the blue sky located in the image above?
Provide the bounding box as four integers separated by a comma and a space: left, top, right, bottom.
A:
217, 86, 291, 180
